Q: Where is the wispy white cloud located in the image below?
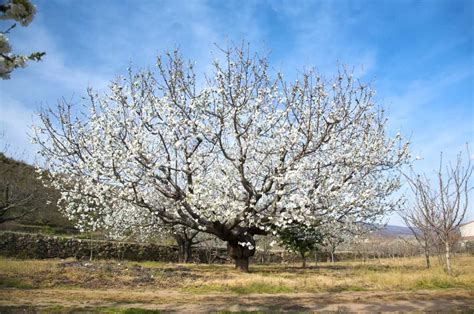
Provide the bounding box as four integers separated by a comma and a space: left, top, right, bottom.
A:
383, 67, 473, 158
266, 0, 379, 78
381, 65, 473, 224
7, 21, 110, 92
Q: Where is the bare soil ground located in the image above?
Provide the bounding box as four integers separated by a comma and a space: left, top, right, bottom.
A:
0, 288, 473, 313
1, 256, 473, 312
0, 289, 474, 313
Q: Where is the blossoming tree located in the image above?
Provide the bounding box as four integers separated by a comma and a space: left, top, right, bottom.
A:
34, 45, 409, 271
0, 0, 45, 79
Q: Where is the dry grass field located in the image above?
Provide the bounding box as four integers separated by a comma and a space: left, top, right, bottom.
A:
0, 255, 473, 312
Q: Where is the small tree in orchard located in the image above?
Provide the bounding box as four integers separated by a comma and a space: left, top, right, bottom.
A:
33, 44, 409, 271
322, 227, 348, 263
404, 147, 472, 275
279, 223, 324, 268
278, 221, 358, 266
399, 202, 436, 268
319, 221, 367, 263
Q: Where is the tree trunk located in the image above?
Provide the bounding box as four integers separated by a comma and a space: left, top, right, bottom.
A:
445, 241, 452, 276
300, 251, 306, 268
234, 258, 249, 271
178, 240, 193, 263
184, 240, 192, 263
425, 252, 431, 269
175, 234, 193, 263
330, 250, 335, 263
227, 238, 255, 272
423, 239, 430, 269
89, 232, 93, 261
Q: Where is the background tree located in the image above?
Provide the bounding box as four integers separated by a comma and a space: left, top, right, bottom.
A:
0, 0, 45, 79
255, 234, 278, 264
171, 226, 200, 263
321, 221, 367, 263
279, 223, 324, 268
322, 230, 347, 263
404, 147, 472, 275
399, 201, 435, 268
33, 44, 409, 271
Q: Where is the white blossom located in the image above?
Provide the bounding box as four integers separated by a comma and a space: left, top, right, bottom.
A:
33, 45, 409, 267
0, 0, 44, 79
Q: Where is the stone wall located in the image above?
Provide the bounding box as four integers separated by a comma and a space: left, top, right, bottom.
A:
0, 232, 346, 264
0, 232, 185, 262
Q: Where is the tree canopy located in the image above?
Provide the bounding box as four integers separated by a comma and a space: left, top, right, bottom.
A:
33, 44, 409, 271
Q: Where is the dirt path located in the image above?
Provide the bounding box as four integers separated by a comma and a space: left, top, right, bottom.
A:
1, 288, 473, 312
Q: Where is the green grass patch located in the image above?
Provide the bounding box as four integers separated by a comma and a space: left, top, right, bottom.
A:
343, 285, 367, 291
229, 282, 294, 294
0, 278, 34, 289
134, 261, 168, 268
184, 281, 294, 294
118, 309, 161, 314
183, 283, 226, 294
216, 311, 268, 314
414, 277, 459, 289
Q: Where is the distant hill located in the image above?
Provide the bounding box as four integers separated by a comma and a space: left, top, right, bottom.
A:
0, 152, 73, 231
373, 224, 414, 238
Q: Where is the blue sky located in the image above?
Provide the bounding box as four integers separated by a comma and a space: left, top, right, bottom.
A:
0, 0, 473, 225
